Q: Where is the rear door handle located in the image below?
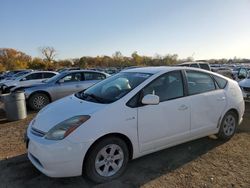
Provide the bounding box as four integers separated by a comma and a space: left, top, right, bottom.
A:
178, 105, 188, 111
76, 85, 81, 88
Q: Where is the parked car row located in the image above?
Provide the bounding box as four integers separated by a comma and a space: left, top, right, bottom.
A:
0, 69, 110, 110
0, 71, 58, 93
23, 70, 109, 110
1, 62, 250, 111
0, 69, 33, 81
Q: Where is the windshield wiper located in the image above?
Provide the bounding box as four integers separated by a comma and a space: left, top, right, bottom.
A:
81, 93, 105, 103
87, 93, 103, 103
76, 92, 113, 104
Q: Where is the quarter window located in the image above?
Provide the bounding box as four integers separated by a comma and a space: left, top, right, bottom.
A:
142, 71, 184, 102
186, 71, 216, 95
213, 75, 227, 89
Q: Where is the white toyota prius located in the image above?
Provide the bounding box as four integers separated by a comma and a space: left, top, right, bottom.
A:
26, 66, 245, 183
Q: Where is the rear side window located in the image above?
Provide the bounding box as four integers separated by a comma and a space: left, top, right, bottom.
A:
186, 71, 216, 95
84, 72, 106, 80
213, 75, 227, 89
60, 72, 83, 82
190, 63, 199, 68
199, 63, 210, 71
43, 73, 56, 78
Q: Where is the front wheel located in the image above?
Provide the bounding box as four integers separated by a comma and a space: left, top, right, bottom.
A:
217, 111, 238, 140
28, 93, 50, 111
83, 137, 129, 183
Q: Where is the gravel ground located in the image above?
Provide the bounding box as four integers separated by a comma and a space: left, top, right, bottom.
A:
0, 102, 249, 188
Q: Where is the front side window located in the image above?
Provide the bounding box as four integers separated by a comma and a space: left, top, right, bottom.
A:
186, 71, 216, 95
76, 72, 152, 103
142, 71, 184, 102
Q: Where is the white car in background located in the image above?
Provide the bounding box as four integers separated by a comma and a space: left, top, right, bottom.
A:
26, 67, 244, 183
1, 71, 58, 93
0, 70, 32, 85
239, 76, 250, 102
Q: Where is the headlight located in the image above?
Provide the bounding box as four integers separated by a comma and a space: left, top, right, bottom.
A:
45, 115, 90, 140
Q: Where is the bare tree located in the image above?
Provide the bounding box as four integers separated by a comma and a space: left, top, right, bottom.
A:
39, 46, 56, 62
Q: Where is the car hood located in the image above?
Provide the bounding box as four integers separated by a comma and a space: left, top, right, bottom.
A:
31, 95, 106, 132
239, 78, 250, 88
0, 79, 9, 85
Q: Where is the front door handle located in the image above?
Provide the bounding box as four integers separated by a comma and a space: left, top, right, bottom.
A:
178, 105, 188, 111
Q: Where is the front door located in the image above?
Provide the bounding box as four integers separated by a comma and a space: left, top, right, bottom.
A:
138, 71, 191, 152
52, 72, 85, 100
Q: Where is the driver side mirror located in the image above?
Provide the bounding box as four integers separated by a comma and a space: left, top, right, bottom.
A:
142, 94, 160, 105
21, 77, 27, 81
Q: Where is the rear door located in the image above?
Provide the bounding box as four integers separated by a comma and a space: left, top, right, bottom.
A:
186, 70, 227, 137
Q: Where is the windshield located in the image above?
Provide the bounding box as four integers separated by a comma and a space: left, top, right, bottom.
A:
76, 72, 152, 104
13, 71, 30, 80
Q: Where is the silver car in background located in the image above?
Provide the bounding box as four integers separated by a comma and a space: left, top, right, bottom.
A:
18, 70, 110, 110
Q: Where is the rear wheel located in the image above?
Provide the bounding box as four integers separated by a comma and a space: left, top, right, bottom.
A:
217, 111, 238, 140
83, 137, 129, 183
28, 93, 50, 111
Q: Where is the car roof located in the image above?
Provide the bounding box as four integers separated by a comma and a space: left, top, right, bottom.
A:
27, 71, 58, 74
179, 61, 209, 65
122, 66, 183, 74
122, 66, 227, 78
65, 69, 107, 74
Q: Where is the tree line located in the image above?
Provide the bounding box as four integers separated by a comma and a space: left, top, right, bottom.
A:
0, 47, 247, 71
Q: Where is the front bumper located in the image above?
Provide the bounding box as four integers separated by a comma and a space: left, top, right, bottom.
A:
27, 127, 92, 177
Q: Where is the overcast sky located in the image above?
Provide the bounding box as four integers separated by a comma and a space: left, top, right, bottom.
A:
1, 0, 250, 60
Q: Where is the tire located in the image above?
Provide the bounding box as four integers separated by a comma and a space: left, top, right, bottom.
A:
217, 111, 238, 140
83, 136, 129, 183
28, 93, 50, 111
